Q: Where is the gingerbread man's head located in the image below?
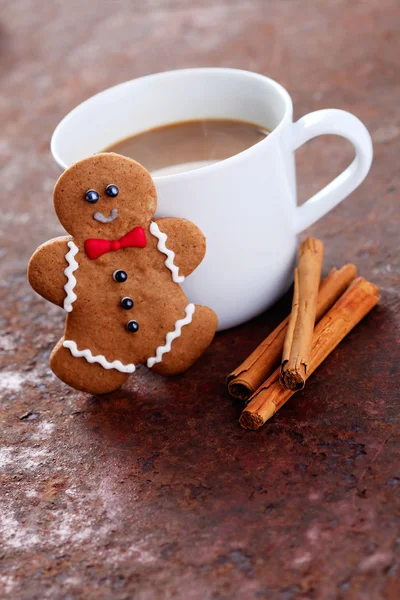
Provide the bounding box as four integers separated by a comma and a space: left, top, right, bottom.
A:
53, 153, 157, 239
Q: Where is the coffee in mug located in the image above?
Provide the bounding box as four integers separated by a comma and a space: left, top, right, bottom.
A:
104, 119, 269, 176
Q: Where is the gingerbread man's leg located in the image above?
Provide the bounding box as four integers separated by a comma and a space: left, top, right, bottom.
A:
149, 305, 217, 376
50, 338, 130, 395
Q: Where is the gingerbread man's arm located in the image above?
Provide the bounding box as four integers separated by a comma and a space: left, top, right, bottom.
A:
28, 236, 72, 307
153, 218, 206, 277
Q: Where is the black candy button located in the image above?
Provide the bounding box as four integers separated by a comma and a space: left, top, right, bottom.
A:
85, 189, 99, 203
126, 320, 139, 333
113, 269, 127, 283
106, 184, 119, 197
121, 297, 134, 310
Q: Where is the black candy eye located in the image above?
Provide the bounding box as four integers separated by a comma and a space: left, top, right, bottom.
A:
85, 189, 99, 203
121, 297, 134, 310
106, 184, 119, 197
126, 320, 139, 333
113, 270, 127, 283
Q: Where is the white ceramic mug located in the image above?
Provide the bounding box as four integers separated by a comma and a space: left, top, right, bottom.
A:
51, 68, 373, 331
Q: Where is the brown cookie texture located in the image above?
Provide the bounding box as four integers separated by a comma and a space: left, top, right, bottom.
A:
153, 217, 206, 277
53, 152, 157, 239
150, 305, 218, 376
28, 236, 72, 307
28, 152, 217, 394
50, 338, 130, 395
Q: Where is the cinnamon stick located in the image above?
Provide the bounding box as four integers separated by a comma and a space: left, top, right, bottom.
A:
280, 237, 324, 391
240, 277, 380, 430
227, 263, 357, 400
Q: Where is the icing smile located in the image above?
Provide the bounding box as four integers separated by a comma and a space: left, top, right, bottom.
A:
93, 208, 118, 223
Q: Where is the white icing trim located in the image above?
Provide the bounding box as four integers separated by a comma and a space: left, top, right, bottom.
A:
63, 241, 79, 312
147, 303, 195, 368
63, 340, 136, 374
149, 221, 185, 283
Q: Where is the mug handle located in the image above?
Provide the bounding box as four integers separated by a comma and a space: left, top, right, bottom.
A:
292, 109, 373, 233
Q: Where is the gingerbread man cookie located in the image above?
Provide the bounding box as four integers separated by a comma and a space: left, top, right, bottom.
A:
28, 153, 218, 394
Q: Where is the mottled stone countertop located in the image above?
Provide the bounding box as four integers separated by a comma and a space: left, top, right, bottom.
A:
0, 0, 399, 598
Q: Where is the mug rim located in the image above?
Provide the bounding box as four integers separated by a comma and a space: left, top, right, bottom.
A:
51, 67, 294, 180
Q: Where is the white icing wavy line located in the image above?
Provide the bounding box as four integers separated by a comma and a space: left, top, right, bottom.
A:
149, 221, 185, 283
147, 303, 195, 368
63, 241, 79, 312
63, 340, 136, 374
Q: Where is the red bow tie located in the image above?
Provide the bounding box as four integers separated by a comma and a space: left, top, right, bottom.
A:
84, 226, 147, 260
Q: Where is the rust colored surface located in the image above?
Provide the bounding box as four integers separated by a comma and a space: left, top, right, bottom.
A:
0, 1, 399, 598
